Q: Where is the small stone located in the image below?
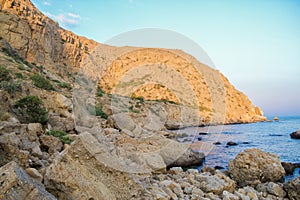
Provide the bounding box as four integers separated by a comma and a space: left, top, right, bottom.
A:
25, 168, 43, 182
169, 167, 183, 174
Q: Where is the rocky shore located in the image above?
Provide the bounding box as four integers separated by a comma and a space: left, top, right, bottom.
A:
1, 120, 299, 199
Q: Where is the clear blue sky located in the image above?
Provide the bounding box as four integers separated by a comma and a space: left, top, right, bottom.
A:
32, 0, 300, 116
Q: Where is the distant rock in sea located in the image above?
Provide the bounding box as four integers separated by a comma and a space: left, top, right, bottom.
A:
290, 130, 300, 139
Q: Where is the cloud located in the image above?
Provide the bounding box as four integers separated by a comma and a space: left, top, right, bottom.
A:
44, 12, 80, 27
56, 14, 78, 26
43, 1, 51, 6
68, 13, 81, 19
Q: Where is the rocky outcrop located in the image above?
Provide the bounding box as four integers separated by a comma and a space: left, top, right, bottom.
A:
44, 132, 149, 199
0, 161, 56, 200
0, 0, 97, 72
290, 130, 300, 139
228, 148, 285, 187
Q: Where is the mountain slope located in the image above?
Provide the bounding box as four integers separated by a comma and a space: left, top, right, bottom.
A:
0, 0, 266, 125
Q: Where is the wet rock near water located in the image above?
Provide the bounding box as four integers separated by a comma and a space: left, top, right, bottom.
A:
226, 141, 238, 146
290, 130, 300, 139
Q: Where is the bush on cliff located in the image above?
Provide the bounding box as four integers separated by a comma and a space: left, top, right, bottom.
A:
30, 74, 55, 90
0, 65, 12, 82
13, 95, 48, 124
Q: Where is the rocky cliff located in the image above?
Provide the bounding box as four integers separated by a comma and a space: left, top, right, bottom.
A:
0, 0, 266, 126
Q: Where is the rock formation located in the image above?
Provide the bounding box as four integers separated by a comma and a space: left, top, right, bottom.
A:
0, 0, 266, 127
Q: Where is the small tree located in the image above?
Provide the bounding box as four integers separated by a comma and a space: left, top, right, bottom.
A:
13, 96, 48, 124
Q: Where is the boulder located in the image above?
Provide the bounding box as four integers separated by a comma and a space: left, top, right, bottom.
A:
284, 177, 300, 200
228, 148, 285, 186
256, 182, 286, 198
40, 135, 63, 154
159, 140, 205, 167
290, 130, 300, 139
44, 132, 151, 200
281, 162, 297, 175
108, 112, 136, 131
273, 117, 279, 121
0, 161, 56, 200
195, 173, 236, 195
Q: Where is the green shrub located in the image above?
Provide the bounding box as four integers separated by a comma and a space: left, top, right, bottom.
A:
15, 73, 23, 79
46, 130, 72, 144
13, 96, 48, 124
0, 80, 22, 95
30, 74, 54, 90
57, 82, 72, 90
96, 86, 105, 97
18, 64, 26, 70
0, 66, 11, 82
87, 103, 108, 119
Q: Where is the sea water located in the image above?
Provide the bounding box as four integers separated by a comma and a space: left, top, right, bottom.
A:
178, 116, 300, 180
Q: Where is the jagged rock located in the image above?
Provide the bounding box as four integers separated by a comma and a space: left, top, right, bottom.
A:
284, 177, 300, 200
256, 182, 286, 198
290, 130, 300, 139
48, 114, 75, 132
195, 173, 236, 195
40, 135, 63, 154
0, 122, 44, 167
0, 161, 56, 200
228, 148, 285, 186
44, 132, 151, 200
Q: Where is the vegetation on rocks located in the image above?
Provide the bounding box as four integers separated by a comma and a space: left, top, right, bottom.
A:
30, 74, 55, 90
46, 130, 72, 144
13, 95, 48, 124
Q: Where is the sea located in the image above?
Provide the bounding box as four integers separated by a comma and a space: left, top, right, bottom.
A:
177, 116, 300, 181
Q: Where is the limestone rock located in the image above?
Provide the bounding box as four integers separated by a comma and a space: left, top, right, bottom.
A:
195, 173, 236, 195
0, 161, 56, 200
284, 177, 300, 200
228, 148, 285, 186
40, 135, 63, 154
256, 182, 286, 198
159, 140, 205, 168
44, 132, 151, 200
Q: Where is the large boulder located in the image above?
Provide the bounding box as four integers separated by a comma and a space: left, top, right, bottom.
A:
290, 130, 300, 139
228, 148, 285, 186
44, 132, 151, 200
284, 177, 300, 200
0, 161, 56, 200
159, 139, 205, 168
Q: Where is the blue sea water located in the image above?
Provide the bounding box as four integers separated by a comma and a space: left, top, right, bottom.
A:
178, 116, 300, 180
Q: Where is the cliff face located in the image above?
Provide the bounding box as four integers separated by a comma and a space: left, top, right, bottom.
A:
0, 0, 266, 125
0, 0, 97, 71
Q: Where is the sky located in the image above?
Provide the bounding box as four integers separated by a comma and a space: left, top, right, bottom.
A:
31, 0, 300, 116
